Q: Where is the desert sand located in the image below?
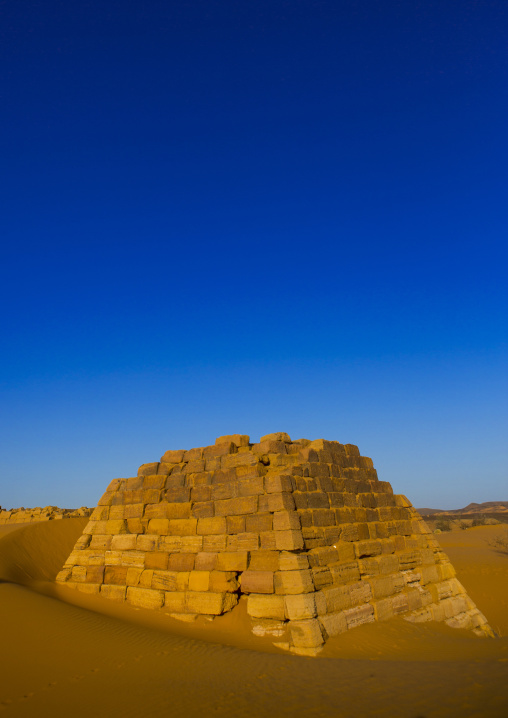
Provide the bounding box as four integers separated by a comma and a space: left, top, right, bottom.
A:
0, 519, 507, 717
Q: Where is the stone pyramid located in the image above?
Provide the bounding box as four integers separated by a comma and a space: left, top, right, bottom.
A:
57, 433, 492, 655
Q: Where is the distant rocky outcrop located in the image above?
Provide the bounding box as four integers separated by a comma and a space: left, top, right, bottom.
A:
418, 502, 508, 516
0, 506, 92, 524
417, 502, 508, 527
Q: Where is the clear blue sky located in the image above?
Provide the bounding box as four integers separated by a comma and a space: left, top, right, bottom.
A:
1, 1, 506, 510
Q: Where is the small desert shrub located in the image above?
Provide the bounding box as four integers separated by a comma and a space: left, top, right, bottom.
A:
435, 519, 451, 532
472, 516, 487, 527
488, 530, 508, 555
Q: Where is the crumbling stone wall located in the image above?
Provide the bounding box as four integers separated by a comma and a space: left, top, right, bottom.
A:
56, 433, 492, 655
0, 506, 92, 524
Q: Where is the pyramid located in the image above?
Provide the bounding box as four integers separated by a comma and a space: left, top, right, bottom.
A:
57, 433, 492, 655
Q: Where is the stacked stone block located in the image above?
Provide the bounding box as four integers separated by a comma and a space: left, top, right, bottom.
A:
56, 433, 492, 655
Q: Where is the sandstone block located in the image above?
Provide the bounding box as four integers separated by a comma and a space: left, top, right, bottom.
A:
157, 462, 175, 475
259, 531, 277, 549
127, 518, 144, 534
195, 552, 217, 571
109, 505, 127, 520
203, 535, 227, 552
168, 518, 197, 535
152, 570, 189, 591
104, 520, 128, 535
197, 517, 227, 535
56, 568, 72, 583
163, 591, 186, 613
186, 591, 232, 615
278, 551, 309, 571
209, 571, 239, 592
236, 532, 259, 551
167, 553, 196, 571
188, 570, 210, 592
123, 503, 144, 519
90, 535, 112, 550
136, 534, 159, 551
212, 482, 238, 500
100, 585, 126, 601
184, 447, 204, 461
77, 583, 101, 594
127, 586, 164, 609
187, 459, 207, 474
252, 440, 287, 456
238, 477, 265, 496
308, 546, 339, 567
215, 551, 249, 572
259, 492, 295, 512
272, 510, 301, 531
215, 434, 250, 447
166, 503, 192, 519
355, 540, 383, 558
214, 496, 258, 516
168, 535, 202, 552
226, 515, 246, 533
285, 594, 317, 620
349, 580, 373, 605
71, 566, 87, 582
147, 519, 169, 535
274, 569, 314, 594
126, 567, 143, 586
319, 611, 347, 639
289, 619, 323, 648
85, 565, 105, 583
191, 485, 212, 502
145, 552, 169, 570
203, 442, 236, 459
323, 585, 352, 612
90, 506, 109, 521
240, 571, 274, 594
247, 594, 285, 620
343, 603, 375, 628
248, 550, 279, 572
260, 432, 291, 443
161, 450, 186, 463
138, 462, 159, 477
104, 566, 128, 585
165, 486, 190, 503
274, 530, 304, 551
236, 464, 266, 479
143, 474, 166, 490
245, 513, 273, 532
111, 534, 137, 551
139, 569, 154, 587
97, 492, 115, 507
222, 453, 259, 469
143, 489, 161, 504
312, 567, 333, 589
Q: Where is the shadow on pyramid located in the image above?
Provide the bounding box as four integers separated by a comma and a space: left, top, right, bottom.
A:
57, 433, 493, 655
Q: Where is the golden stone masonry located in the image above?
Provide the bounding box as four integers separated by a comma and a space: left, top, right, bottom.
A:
56, 433, 492, 655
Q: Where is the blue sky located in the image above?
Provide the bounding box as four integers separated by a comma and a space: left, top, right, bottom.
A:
1, 0, 507, 510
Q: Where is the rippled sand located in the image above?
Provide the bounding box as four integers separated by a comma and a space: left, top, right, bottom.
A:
1, 519, 507, 717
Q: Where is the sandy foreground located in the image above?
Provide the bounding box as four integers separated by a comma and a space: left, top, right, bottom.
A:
0, 520, 507, 717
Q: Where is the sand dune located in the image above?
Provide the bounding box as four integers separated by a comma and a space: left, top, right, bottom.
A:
0, 519, 507, 717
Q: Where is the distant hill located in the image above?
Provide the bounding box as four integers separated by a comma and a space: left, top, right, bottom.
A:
417, 501, 508, 517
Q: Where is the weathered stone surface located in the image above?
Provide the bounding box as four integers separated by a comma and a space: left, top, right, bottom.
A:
127, 586, 164, 609
240, 571, 274, 594
247, 594, 285, 620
